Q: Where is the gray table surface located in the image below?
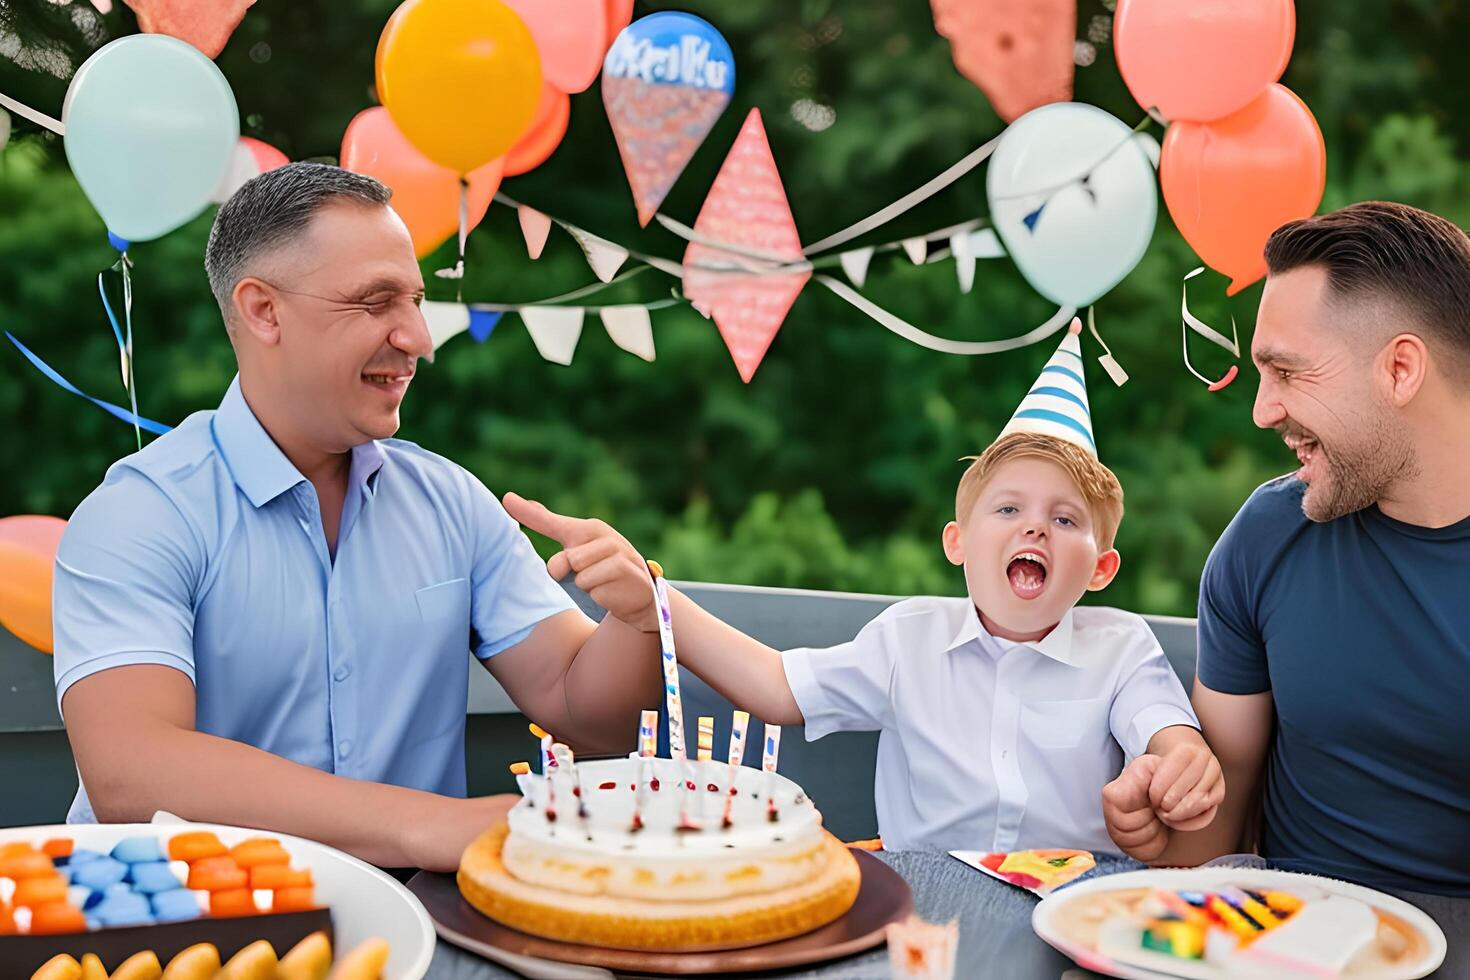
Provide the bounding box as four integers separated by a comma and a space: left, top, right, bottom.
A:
422, 852, 1467, 979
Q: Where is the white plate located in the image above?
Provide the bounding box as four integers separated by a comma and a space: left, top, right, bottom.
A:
1032, 866, 1447, 980
0, 821, 435, 980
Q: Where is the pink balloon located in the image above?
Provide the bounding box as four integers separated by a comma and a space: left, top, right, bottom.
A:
1114, 0, 1295, 123
242, 136, 287, 173
502, 0, 606, 95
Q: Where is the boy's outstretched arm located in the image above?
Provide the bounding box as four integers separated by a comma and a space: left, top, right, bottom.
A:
666, 588, 805, 726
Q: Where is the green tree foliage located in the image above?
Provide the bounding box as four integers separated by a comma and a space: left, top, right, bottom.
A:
1, 0, 1466, 615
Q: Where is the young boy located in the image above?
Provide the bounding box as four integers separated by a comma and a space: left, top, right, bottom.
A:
667, 320, 1222, 858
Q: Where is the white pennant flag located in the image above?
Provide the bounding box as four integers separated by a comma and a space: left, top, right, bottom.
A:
839, 246, 874, 288
950, 231, 975, 294
601, 306, 655, 362
422, 300, 471, 353
902, 237, 927, 265
519, 206, 552, 260
568, 227, 629, 283
521, 307, 584, 365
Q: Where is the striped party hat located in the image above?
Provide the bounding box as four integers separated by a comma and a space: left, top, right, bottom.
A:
998, 318, 1096, 456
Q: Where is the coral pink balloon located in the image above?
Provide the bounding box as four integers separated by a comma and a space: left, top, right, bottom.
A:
604, 0, 633, 49
503, 0, 606, 94
1161, 84, 1325, 295
503, 84, 570, 176
1114, 0, 1295, 123
242, 137, 287, 173
341, 107, 502, 259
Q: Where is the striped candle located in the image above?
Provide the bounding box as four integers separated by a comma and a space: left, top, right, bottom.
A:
646, 561, 687, 760
696, 716, 715, 762
727, 710, 750, 768
638, 709, 658, 758
762, 724, 782, 820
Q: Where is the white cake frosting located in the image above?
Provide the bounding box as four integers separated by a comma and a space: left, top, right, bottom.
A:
502, 756, 832, 903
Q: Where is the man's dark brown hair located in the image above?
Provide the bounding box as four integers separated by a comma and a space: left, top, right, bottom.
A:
1264, 201, 1470, 381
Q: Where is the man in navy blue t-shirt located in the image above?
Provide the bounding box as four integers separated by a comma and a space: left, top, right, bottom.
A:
1102, 201, 1470, 896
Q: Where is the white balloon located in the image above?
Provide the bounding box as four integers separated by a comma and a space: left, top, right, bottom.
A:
987, 102, 1158, 308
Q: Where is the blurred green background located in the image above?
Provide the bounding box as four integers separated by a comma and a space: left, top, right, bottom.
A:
1, 0, 1467, 617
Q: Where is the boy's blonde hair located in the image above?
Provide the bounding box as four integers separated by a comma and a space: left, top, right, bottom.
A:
955, 432, 1125, 551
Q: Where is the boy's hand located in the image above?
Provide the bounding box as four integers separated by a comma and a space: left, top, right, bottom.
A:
1103, 754, 1172, 862
1149, 739, 1225, 832
502, 493, 659, 633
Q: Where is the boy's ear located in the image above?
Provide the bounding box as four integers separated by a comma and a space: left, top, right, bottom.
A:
941, 521, 965, 566
1088, 549, 1121, 591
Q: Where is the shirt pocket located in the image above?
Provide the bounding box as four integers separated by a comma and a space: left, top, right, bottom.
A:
415, 577, 469, 624
1021, 697, 1108, 749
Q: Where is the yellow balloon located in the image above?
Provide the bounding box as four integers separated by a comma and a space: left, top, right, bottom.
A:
377, 0, 542, 174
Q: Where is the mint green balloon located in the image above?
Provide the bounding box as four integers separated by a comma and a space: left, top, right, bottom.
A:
63, 34, 238, 244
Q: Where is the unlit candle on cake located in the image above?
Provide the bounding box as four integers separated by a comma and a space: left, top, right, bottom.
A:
724, 710, 750, 827
762, 724, 782, 820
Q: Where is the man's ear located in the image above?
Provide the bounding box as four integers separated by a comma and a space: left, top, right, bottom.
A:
1088, 549, 1121, 591
1380, 332, 1429, 408
232, 277, 284, 347
941, 521, 965, 566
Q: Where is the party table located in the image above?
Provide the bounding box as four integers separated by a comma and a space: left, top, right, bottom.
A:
419, 851, 1467, 978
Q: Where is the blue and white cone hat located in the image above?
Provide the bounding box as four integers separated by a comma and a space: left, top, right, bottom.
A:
998, 318, 1096, 456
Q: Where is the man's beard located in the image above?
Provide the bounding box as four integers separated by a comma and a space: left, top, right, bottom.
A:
1288, 415, 1418, 523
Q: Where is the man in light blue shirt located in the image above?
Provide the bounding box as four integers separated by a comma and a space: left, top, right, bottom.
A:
53, 164, 664, 872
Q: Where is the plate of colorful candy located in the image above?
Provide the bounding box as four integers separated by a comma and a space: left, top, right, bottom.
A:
1032, 866, 1445, 979
0, 822, 434, 980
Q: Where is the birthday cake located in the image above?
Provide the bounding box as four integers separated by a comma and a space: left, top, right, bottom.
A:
457, 751, 860, 951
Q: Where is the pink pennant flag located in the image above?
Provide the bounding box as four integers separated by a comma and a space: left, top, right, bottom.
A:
930, 0, 1074, 123
682, 109, 808, 384
519, 206, 553, 260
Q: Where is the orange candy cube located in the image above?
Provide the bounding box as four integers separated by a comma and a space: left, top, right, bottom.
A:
14, 875, 69, 908
249, 865, 313, 890
229, 838, 291, 868
270, 886, 317, 913
29, 901, 88, 935
40, 838, 74, 859
0, 848, 55, 879
168, 831, 228, 862
186, 855, 248, 892
209, 888, 258, 918
0, 903, 14, 935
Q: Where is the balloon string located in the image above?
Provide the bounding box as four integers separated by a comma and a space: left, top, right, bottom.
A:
456, 178, 468, 303
99, 255, 143, 450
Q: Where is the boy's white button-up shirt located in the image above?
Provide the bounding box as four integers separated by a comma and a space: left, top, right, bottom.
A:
782, 596, 1198, 854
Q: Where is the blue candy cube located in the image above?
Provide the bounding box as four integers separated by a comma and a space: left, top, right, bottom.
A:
127, 861, 182, 894
91, 891, 153, 928
67, 849, 104, 866
151, 889, 202, 922
110, 836, 165, 865
71, 856, 128, 890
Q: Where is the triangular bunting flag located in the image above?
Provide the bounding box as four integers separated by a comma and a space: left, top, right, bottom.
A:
839, 247, 874, 289
519, 205, 553, 260
902, 237, 927, 264
601, 306, 655, 362
999, 318, 1096, 455
569, 227, 629, 283
521, 307, 584, 365
951, 232, 975, 294
468, 308, 503, 343
967, 227, 1005, 258
422, 300, 471, 352
681, 108, 810, 383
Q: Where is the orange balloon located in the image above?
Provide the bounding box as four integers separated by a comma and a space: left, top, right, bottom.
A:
503, 84, 570, 177
1161, 84, 1326, 295
1114, 0, 1294, 123
604, 0, 633, 49
0, 515, 66, 655
502, 0, 606, 94
341, 107, 503, 259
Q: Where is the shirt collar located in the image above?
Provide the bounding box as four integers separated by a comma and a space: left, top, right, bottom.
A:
211, 376, 386, 507
948, 601, 1079, 667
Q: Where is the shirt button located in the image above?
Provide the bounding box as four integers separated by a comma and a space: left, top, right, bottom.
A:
333, 664, 351, 682
338, 740, 352, 758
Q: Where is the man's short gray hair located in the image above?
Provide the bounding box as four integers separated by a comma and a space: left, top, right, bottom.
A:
205, 162, 393, 325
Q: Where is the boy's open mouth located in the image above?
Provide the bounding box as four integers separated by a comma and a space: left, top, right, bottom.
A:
1006, 550, 1048, 600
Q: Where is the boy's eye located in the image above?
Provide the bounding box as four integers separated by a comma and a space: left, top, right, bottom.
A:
996, 505, 1018, 515
1055, 516, 1076, 527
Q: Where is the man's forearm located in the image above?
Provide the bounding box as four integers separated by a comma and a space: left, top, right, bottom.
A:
84, 721, 481, 869
562, 612, 663, 752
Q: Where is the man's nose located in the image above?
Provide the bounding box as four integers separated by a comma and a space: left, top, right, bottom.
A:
393, 306, 434, 361
1252, 380, 1285, 431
